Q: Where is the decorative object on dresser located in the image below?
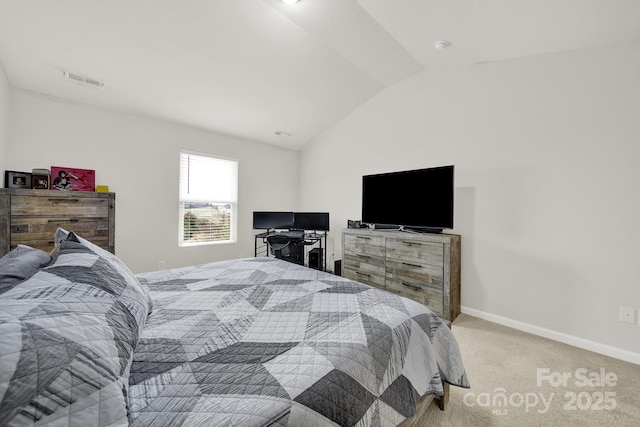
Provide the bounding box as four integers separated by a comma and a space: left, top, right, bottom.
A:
342, 228, 461, 321
4, 170, 32, 189
31, 168, 51, 189
0, 188, 115, 257
50, 166, 96, 191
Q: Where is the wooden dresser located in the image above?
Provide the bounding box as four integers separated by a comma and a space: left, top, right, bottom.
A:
342, 228, 460, 321
0, 189, 115, 256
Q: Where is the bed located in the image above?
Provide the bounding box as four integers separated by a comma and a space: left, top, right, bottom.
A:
0, 229, 469, 426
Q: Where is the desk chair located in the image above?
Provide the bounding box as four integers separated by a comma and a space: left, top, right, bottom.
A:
267, 234, 303, 265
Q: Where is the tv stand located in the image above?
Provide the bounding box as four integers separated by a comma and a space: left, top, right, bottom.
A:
342, 228, 460, 321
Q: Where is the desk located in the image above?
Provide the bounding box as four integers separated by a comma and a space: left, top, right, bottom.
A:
254, 231, 327, 271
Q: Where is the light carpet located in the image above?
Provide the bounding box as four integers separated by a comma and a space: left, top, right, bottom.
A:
417, 314, 640, 426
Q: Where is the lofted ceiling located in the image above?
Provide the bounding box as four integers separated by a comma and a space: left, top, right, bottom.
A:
0, 0, 639, 150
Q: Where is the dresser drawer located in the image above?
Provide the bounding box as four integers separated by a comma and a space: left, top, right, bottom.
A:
10, 235, 111, 254
343, 233, 385, 257
385, 258, 444, 291
385, 276, 444, 317
10, 195, 109, 217
385, 237, 444, 266
10, 217, 110, 242
343, 256, 386, 289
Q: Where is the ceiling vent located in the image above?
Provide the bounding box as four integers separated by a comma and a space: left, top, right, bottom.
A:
63, 71, 104, 89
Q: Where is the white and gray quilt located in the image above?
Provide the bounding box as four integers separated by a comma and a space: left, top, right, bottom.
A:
0, 231, 468, 427
130, 257, 469, 427
0, 231, 152, 426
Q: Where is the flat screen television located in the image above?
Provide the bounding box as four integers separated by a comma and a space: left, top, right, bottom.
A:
293, 212, 330, 231
252, 211, 294, 230
361, 165, 454, 232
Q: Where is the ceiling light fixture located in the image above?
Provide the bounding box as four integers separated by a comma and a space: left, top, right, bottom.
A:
434, 40, 452, 51
281, 0, 299, 4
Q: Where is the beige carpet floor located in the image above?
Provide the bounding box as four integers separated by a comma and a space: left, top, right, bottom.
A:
416, 314, 640, 426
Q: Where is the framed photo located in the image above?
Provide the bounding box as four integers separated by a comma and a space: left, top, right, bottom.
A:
50, 166, 95, 192
4, 170, 32, 189
32, 174, 50, 189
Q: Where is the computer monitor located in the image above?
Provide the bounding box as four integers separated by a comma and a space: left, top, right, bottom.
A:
252, 211, 294, 230
293, 212, 329, 231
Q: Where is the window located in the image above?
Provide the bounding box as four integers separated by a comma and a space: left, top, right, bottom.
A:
179, 151, 238, 246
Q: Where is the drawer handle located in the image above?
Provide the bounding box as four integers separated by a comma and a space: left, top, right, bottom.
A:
357, 254, 371, 259
356, 236, 371, 240
48, 219, 79, 223
356, 271, 371, 277
402, 261, 422, 268
48, 198, 80, 203
401, 282, 421, 291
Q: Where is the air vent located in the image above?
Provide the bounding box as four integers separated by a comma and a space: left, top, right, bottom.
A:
63, 71, 104, 89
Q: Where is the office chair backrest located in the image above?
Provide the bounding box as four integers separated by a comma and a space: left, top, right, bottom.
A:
267, 234, 291, 258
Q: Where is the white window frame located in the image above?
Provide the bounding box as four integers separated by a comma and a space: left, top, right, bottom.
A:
178, 150, 238, 247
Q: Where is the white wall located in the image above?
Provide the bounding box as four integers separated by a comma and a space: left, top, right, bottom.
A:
0, 63, 9, 174
7, 88, 300, 273
300, 43, 640, 361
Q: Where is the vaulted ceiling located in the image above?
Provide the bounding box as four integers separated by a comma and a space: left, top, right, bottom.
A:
1, 0, 639, 150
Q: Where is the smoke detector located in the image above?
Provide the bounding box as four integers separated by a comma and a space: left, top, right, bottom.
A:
434, 40, 452, 51
63, 71, 104, 89
273, 130, 291, 138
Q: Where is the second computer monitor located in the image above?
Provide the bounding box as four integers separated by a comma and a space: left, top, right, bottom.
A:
293, 212, 329, 231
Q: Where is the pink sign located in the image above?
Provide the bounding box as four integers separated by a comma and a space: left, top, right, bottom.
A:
50, 167, 96, 192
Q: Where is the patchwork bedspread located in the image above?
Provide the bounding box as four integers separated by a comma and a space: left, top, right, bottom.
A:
130, 257, 468, 426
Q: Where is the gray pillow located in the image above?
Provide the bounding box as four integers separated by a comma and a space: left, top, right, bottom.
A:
0, 245, 51, 294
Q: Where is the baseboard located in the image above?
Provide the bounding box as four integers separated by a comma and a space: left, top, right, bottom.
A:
460, 306, 640, 365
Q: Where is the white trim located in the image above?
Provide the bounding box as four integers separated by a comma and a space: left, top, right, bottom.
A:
460, 306, 640, 365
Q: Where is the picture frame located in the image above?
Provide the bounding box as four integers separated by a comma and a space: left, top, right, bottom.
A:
50, 166, 96, 192
32, 174, 50, 190
4, 170, 32, 189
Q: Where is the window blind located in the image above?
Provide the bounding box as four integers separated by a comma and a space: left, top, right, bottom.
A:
179, 153, 238, 203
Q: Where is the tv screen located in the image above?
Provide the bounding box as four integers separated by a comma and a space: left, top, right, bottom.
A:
293, 212, 330, 231
252, 211, 294, 230
361, 165, 454, 232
